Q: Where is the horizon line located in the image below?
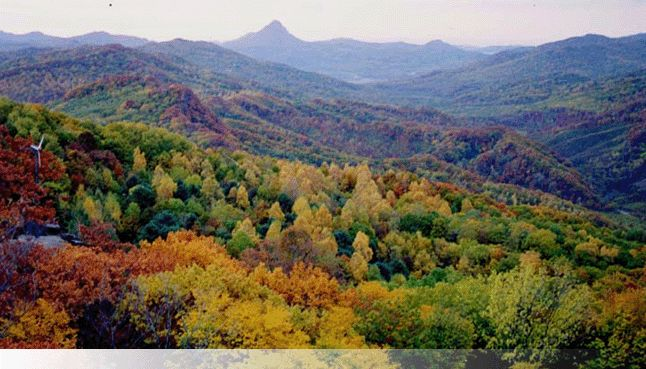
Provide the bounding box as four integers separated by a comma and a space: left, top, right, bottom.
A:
1, 21, 645, 48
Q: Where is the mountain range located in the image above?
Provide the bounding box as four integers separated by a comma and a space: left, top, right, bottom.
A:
223, 20, 486, 82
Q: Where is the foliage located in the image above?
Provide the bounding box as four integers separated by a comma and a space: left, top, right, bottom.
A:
0, 99, 643, 361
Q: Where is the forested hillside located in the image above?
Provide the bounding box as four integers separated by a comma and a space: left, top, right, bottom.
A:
54, 77, 598, 207
0, 100, 644, 369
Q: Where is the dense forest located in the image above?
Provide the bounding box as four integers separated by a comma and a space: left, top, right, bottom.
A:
1, 100, 644, 368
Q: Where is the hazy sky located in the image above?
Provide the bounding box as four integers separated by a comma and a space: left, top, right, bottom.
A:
2, 0, 645, 46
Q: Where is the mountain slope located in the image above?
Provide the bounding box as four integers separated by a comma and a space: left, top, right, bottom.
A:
541, 96, 646, 215
476, 91, 646, 216
223, 20, 484, 83
0, 44, 250, 103
57, 75, 238, 148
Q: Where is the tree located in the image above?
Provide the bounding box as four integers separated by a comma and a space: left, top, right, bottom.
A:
0, 127, 63, 234
589, 288, 646, 369
352, 231, 373, 262
83, 196, 102, 223
128, 184, 155, 209
267, 201, 285, 221
349, 231, 373, 282
315, 306, 365, 348
0, 239, 48, 317
265, 220, 282, 242
525, 229, 558, 257
236, 185, 250, 209
461, 198, 474, 213
351, 164, 393, 227
32, 246, 131, 319
486, 266, 595, 364
131, 147, 147, 173
251, 262, 343, 309
122, 263, 310, 348
104, 193, 122, 222
227, 218, 260, 257
201, 176, 220, 200
1, 299, 76, 348
137, 211, 182, 242
133, 230, 237, 275
155, 174, 177, 201
292, 196, 312, 219
227, 230, 256, 257
349, 253, 369, 282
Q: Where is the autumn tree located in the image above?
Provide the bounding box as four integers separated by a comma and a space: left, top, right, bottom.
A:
349, 232, 373, 282
251, 262, 344, 309
0, 299, 77, 348
131, 147, 147, 173
0, 127, 63, 235
122, 263, 310, 348
236, 184, 250, 209
32, 245, 132, 319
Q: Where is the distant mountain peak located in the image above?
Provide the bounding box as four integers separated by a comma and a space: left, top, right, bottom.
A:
264, 20, 288, 32
254, 20, 298, 41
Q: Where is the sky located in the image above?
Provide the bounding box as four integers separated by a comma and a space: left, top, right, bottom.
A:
1, 0, 645, 46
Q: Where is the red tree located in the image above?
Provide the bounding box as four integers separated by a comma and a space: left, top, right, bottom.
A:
0, 127, 64, 237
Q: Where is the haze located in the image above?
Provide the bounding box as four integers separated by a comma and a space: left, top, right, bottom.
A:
1, 0, 645, 46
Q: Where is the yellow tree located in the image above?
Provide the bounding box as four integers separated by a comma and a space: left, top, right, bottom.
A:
349, 231, 373, 282
251, 262, 343, 309
236, 185, 250, 209
201, 176, 220, 200
461, 198, 474, 213
156, 174, 177, 201
2, 299, 77, 348
315, 306, 365, 348
352, 231, 373, 261
267, 201, 285, 221
83, 196, 102, 223
104, 192, 122, 222
293, 196, 313, 219
132, 147, 147, 173
123, 263, 311, 349
351, 164, 393, 226
349, 253, 368, 282
265, 220, 282, 242
232, 218, 261, 244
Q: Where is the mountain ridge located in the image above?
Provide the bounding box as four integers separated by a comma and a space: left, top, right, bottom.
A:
0, 30, 149, 50
223, 20, 485, 82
